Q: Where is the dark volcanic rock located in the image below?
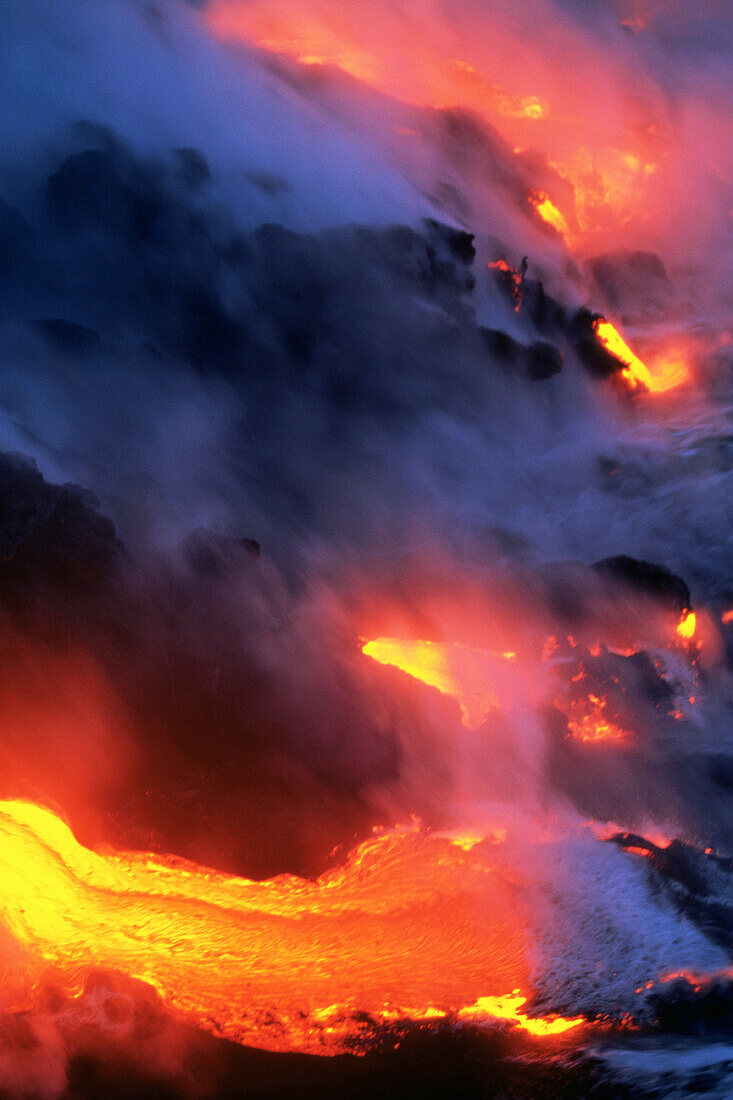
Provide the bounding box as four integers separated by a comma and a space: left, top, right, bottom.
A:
649, 977, 733, 1037
0, 452, 121, 597
480, 327, 519, 364
47, 149, 161, 241
479, 328, 563, 380
614, 833, 733, 953
523, 277, 569, 335
592, 555, 691, 613
526, 339, 563, 380
568, 308, 625, 378
423, 217, 476, 264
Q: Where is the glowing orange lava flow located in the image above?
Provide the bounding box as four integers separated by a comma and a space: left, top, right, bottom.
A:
592, 319, 689, 393
0, 801, 584, 1053
362, 637, 517, 728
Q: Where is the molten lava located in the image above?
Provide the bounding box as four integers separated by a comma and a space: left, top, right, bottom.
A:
676, 610, 696, 640
204, 1, 684, 254
564, 693, 630, 744
489, 258, 524, 311
0, 801, 584, 1054
361, 637, 519, 728
592, 319, 689, 393
528, 190, 571, 238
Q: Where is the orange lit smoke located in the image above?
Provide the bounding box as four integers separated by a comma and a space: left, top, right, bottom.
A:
204, 0, 688, 254
593, 318, 690, 393
0, 801, 584, 1052
362, 634, 637, 745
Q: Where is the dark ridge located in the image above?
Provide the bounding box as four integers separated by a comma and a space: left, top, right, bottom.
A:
592, 555, 691, 613
613, 833, 733, 952
479, 328, 563, 380
648, 977, 733, 1038
0, 452, 121, 599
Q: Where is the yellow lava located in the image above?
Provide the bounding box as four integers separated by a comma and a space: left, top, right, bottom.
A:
529, 191, 571, 237
0, 800, 584, 1054
593, 319, 653, 391
593, 319, 689, 393
362, 637, 458, 701
676, 610, 696, 639
362, 637, 517, 728
459, 994, 583, 1037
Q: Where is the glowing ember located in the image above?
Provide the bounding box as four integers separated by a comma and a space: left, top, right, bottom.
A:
564, 693, 630, 744
362, 637, 518, 728
676, 610, 696, 639
0, 801, 585, 1053
489, 258, 524, 311
658, 967, 733, 992
721, 609, 733, 625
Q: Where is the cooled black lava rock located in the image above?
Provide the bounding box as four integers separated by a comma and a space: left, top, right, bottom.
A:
0, 452, 121, 596
592, 555, 691, 613
648, 977, 733, 1038
526, 340, 563, 379
423, 218, 476, 264
613, 833, 733, 952
480, 328, 518, 363
479, 328, 563, 380
523, 277, 569, 336
568, 308, 625, 377
47, 149, 161, 241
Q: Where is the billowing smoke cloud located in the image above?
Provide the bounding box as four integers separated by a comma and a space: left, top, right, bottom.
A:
204, 0, 732, 297
0, 0, 730, 858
